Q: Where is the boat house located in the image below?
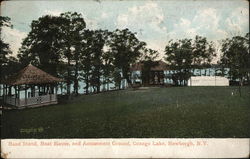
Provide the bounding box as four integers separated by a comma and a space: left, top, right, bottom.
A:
1, 64, 63, 108
130, 60, 169, 86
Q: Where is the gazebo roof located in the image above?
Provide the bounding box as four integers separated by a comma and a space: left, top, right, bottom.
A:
2, 64, 64, 85
131, 60, 169, 71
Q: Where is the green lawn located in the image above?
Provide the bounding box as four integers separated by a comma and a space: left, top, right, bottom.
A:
1, 86, 250, 138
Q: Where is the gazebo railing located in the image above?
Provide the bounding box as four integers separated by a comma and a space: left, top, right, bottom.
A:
5, 94, 57, 107
5, 96, 17, 106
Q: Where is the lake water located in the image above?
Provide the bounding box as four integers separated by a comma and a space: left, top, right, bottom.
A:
0, 68, 229, 99
0, 79, 126, 99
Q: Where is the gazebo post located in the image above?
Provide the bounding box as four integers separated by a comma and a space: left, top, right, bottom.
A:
49, 84, 52, 102
0, 84, 2, 99
18, 86, 20, 106
47, 85, 50, 94
5, 85, 7, 102
52, 84, 54, 94
25, 84, 27, 106
31, 85, 34, 97
55, 83, 58, 95
31, 85, 33, 97
38, 85, 40, 95
8, 85, 11, 96
33, 85, 36, 97
3, 84, 5, 103
43, 86, 46, 95
15, 86, 17, 106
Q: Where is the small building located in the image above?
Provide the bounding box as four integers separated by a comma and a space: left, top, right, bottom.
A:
1, 64, 63, 108
130, 60, 168, 86
187, 76, 229, 86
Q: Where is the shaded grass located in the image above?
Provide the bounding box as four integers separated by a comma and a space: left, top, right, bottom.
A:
1, 86, 250, 138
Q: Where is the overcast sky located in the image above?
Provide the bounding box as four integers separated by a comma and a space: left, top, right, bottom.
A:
1, 0, 249, 59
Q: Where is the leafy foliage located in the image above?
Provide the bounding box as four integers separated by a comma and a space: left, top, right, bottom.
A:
165, 36, 216, 86
0, 16, 12, 67
140, 48, 159, 86
193, 35, 216, 69
0, 16, 21, 80
17, 12, 86, 95
220, 33, 249, 84
165, 39, 193, 85
18, 15, 66, 75
109, 29, 146, 86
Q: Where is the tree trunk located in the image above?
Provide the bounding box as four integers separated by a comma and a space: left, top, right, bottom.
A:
239, 77, 243, 97
122, 69, 132, 88
239, 84, 241, 97
118, 81, 121, 90
85, 74, 89, 95
60, 83, 63, 95
124, 74, 132, 88
67, 57, 71, 95
105, 77, 108, 91
0, 64, 2, 84
247, 73, 250, 86
107, 81, 109, 91
74, 60, 79, 96
97, 70, 100, 93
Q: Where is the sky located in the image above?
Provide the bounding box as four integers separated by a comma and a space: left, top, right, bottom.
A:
1, 0, 249, 60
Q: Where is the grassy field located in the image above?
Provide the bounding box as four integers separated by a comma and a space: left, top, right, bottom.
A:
1, 86, 250, 138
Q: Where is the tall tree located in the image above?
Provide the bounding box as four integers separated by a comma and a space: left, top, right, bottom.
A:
109, 29, 146, 87
102, 45, 114, 91
220, 33, 249, 89
112, 68, 123, 89
140, 48, 159, 86
193, 35, 216, 75
18, 12, 86, 96
79, 29, 110, 93
245, 33, 250, 84
165, 39, 193, 86
59, 12, 86, 95
90, 30, 110, 93
18, 15, 65, 76
0, 16, 13, 80
79, 30, 94, 94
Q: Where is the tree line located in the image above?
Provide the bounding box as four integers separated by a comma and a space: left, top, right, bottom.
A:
0, 12, 249, 95
164, 33, 249, 86
1, 12, 158, 95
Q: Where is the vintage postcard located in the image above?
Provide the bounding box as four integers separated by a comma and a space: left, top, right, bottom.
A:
0, 0, 249, 158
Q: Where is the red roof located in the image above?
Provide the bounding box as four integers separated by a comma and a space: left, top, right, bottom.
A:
131, 60, 168, 71
2, 64, 64, 85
